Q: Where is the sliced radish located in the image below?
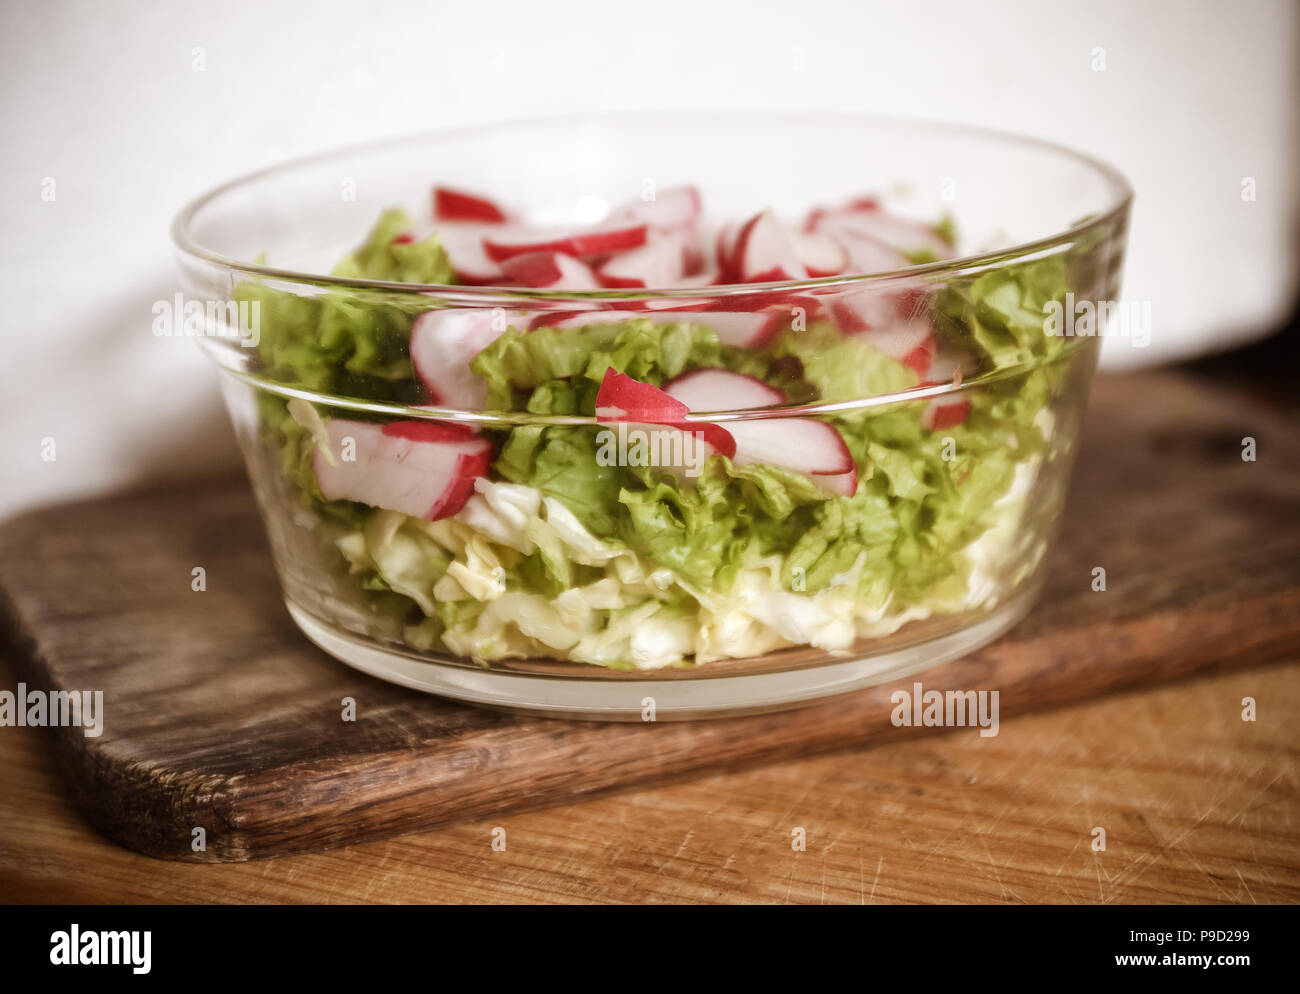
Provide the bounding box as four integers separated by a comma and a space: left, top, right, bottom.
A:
653, 268, 722, 292
728, 419, 852, 477
793, 231, 849, 277
314, 419, 492, 520
410, 308, 528, 409
528, 308, 640, 329
815, 466, 859, 498
662, 368, 854, 490
595, 369, 736, 460
924, 351, 968, 385
663, 309, 784, 347
921, 397, 972, 431
892, 285, 932, 322
597, 232, 689, 288
596, 369, 689, 423
861, 319, 936, 377
735, 209, 808, 283
682, 240, 708, 276
816, 209, 954, 260
483, 221, 648, 263
847, 195, 881, 212
610, 185, 702, 232
804, 197, 880, 232
435, 223, 505, 284
661, 368, 786, 411
500, 251, 600, 289
433, 187, 509, 225
918, 355, 972, 430
829, 291, 904, 335
633, 269, 725, 310
714, 222, 743, 282
381, 420, 481, 443
824, 226, 911, 275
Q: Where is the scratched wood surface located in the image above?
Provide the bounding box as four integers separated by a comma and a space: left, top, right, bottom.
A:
0, 369, 1297, 892
0, 654, 1294, 903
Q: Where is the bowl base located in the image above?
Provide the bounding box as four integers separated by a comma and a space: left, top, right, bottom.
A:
285, 590, 1036, 721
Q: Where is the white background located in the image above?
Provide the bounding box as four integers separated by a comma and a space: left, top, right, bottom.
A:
1, 0, 1296, 516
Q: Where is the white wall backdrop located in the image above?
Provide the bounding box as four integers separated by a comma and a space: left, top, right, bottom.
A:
1, 0, 1296, 515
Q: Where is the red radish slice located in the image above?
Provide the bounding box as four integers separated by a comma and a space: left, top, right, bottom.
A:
735, 209, 808, 283
410, 308, 529, 409
815, 466, 859, 498
654, 309, 784, 347
662, 368, 854, 489
822, 226, 910, 275
918, 354, 972, 430
314, 419, 492, 520
610, 185, 702, 232
682, 240, 708, 276
653, 268, 722, 292
803, 207, 829, 233
529, 309, 641, 329
921, 397, 972, 431
793, 231, 849, 277
892, 285, 932, 322
923, 351, 968, 386
381, 420, 481, 443
816, 209, 954, 260
500, 251, 600, 289
483, 221, 648, 263
436, 223, 505, 284
597, 232, 689, 288
727, 419, 853, 477
900, 344, 935, 378
804, 197, 880, 231
596, 370, 691, 423
595, 369, 736, 459
824, 229, 910, 329
714, 222, 743, 282
662, 369, 786, 411
433, 187, 509, 225
633, 269, 725, 309
861, 318, 936, 377
829, 291, 904, 335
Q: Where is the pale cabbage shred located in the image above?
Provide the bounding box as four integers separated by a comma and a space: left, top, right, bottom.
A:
333, 443, 1044, 670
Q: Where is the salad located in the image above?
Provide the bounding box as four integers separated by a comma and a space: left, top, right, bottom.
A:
236, 184, 1078, 671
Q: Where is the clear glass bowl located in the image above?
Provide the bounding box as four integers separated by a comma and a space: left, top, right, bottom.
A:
172, 113, 1132, 719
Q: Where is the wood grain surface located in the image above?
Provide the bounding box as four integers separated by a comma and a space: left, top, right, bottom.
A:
0, 655, 1294, 903
0, 370, 1297, 874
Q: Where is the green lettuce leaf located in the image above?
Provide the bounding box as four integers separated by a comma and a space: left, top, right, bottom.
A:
470, 316, 726, 410
235, 208, 451, 398
768, 322, 918, 402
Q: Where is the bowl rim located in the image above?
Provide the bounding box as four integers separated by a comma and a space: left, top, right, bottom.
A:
170, 110, 1134, 300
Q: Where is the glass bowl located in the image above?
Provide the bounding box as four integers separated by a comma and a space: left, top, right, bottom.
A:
172, 113, 1132, 719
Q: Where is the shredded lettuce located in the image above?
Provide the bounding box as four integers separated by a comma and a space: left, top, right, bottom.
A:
235, 208, 450, 397
470, 317, 727, 409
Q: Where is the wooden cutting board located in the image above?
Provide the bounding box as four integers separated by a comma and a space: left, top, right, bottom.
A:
2, 370, 1297, 862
